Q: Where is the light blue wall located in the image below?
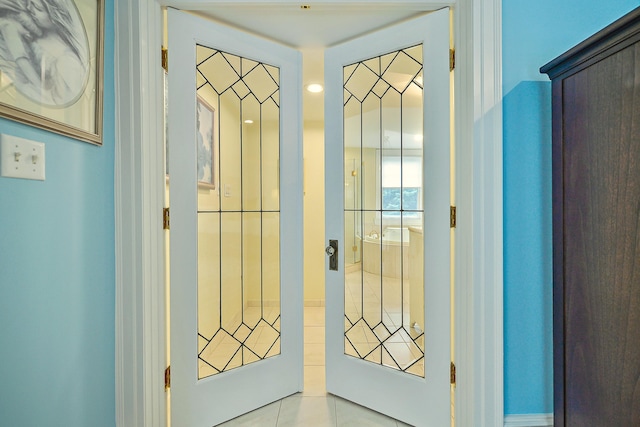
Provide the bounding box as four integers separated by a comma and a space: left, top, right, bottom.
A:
1, 0, 638, 423
0, 1, 115, 426
503, 0, 639, 415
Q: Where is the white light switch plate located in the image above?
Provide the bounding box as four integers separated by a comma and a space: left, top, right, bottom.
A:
0, 134, 46, 181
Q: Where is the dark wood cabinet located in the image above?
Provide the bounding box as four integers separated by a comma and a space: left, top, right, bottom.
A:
541, 7, 640, 427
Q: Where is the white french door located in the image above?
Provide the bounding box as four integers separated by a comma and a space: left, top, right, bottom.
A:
324, 8, 451, 426
167, 9, 303, 427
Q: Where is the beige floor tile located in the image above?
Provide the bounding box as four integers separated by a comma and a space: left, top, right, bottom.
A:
304, 342, 325, 366
211, 306, 424, 427
304, 307, 325, 327
216, 400, 281, 427
304, 326, 325, 344
383, 342, 420, 369
303, 365, 326, 396
276, 394, 336, 426
334, 397, 398, 427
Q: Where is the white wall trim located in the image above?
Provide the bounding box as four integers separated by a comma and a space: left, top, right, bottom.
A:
114, 0, 166, 426
114, 0, 503, 426
453, 0, 503, 425
504, 413, 554, 427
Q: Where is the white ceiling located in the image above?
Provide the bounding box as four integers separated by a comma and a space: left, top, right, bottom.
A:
186, 3, 433, 121
193, 5, 426, 48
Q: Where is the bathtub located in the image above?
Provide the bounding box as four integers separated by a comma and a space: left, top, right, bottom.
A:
361, 227, 410, 279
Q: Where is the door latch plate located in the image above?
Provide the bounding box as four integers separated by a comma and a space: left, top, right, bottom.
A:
327, 240, 338, 271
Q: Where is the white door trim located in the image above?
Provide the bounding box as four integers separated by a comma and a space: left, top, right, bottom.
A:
114, 1, 503, 426
114, 0, 166, 426
453, 1, 504, 426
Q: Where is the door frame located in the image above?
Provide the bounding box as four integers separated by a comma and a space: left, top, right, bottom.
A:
114, 1, 503, 426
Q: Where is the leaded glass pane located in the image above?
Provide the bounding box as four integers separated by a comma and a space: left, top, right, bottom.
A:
343, 44, 425, 377
196, 45, 281, 380
262, 99, 280, 212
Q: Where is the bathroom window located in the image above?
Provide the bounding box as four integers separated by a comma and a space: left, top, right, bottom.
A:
379, 152, 422, 219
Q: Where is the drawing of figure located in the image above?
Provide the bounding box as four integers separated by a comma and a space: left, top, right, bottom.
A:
196, 99, 214, 185
0, 0, 89, 107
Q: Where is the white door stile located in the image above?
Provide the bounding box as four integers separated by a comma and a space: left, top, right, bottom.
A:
167, 9, 303, 427
324, 8, 451, 426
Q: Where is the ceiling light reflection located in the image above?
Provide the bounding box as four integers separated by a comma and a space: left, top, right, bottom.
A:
306, 83, 323, 93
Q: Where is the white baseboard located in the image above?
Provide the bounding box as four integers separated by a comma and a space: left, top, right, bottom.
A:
504, 413, 553, 427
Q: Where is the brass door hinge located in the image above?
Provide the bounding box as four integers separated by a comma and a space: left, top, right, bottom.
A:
162, 48, 168, 72
450, 206, 457, 228
164, 365, 171, 390
449, 48, 455, 72
163, 207, 170, 230
450, 362, 456, 386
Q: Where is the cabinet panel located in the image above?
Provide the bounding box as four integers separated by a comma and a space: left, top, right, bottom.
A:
562, 44, 640, 426
542, 7, 640, 427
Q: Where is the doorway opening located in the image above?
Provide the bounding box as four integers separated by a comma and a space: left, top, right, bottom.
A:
116, 0, 505, 425
162, 6, 454, 426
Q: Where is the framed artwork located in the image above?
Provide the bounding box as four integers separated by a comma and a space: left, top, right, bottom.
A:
0, 0, 104, 145
196, 95, 216, 189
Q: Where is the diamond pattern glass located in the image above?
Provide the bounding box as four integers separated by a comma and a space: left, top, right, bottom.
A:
196, 46, 281, 379
343, 45, 425, 377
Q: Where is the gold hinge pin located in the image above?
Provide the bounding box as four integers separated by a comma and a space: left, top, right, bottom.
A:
449, 48, 455, 72
162, 48, 168, 72
450, 206, 457, 228
450, 362, 456, 386
163, 207, 170, 230
164, 365, 171, 390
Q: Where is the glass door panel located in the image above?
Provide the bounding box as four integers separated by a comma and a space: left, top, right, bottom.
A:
344, 161, 362, 266
195, 46, 281, 379
342, 44, 425, 376
261, 100, 280, 212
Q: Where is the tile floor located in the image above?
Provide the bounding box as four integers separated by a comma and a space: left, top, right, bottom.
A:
217, 306, 411, 427
344, 267, 424, 376
200, 265, 422, 379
